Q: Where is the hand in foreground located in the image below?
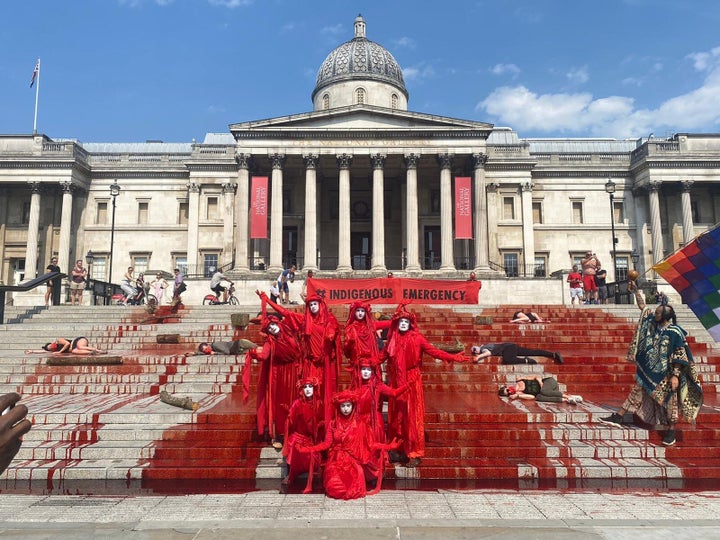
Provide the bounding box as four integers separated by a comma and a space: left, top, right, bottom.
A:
0, 393, 32, 474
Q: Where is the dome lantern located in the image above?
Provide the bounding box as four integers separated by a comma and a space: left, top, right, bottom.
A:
312, 15, 408, 111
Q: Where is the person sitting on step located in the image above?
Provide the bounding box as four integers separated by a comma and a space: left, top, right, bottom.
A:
498, 376, 582, 404
471, 342, 563, 364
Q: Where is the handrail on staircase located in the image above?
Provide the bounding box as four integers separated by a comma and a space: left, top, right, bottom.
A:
0, 271, 64, 325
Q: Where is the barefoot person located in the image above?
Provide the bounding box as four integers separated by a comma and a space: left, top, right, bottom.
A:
25, 337, 105, 355
499, 376, 583, 404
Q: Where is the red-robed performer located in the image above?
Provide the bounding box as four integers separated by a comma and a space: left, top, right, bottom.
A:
383, 304, 469, 467
282, 377, 324, 492
261, 291, 341, 421
298, 389, 399, 500
246, 310, 303, 447
355, 356, 412, 479
343, 300, 390, 386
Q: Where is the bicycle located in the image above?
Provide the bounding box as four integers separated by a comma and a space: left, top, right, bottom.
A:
112, 287, 157, 307
203, 284, 239, 305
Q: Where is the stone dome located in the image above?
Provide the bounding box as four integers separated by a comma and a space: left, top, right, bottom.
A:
312, 15, 408, 104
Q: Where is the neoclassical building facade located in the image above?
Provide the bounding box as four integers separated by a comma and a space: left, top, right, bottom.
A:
1, 15, 719, 302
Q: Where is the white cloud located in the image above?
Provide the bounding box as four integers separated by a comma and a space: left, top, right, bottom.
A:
393, 37, 416, 49
207, 105, 226, 114
403, 64, 435, 82
208, 0, 253, 7
566, 66, 589, 85
321, 24, 344, 35
489, 63, 520, 77
476, 46, 720, 138
687, 46, 720, 71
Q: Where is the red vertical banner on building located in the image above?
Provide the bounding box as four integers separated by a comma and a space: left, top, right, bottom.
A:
454, 176, 472, 239
250, 176, 268, 239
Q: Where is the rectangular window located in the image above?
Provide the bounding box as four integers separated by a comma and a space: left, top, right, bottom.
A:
131, 255, 149, 275
173, 255, 188, 276
96, 201, 108, 225
138, 202, 149, 225
572, 201, 584, 224
178, 201, 189, 225
207, 197, 218, 220
532, 201, 543, 224
430, 190, 440, 214
615, 256, 629, 281
22, 202, 31, 225
503, 252, 519, 277
534, 255, 547, 277
503, 197, 515, 220
613, 200, 624, 224
203, 253, 218, 277
91, 255, 107, 281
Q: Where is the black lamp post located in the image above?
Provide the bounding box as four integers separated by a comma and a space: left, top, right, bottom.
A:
108, 181, 121, 302
605, 178, 618, 280
631, 250, 639, 269
85, 250, 94, 305
85, 250, 94, 278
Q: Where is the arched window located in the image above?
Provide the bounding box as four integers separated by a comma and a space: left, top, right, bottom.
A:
322, 94, 330, 110
355, 88, 366, 105
391, 93, 398, 109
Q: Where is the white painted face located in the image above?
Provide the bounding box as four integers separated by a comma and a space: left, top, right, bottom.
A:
309, 301, 320, 314
303, 384, 314, 398
398, 318, 411, 332
267, 323, 280, 335
355, 308, 366, 321
339, 401, 353, 416
360, 367, 373, 380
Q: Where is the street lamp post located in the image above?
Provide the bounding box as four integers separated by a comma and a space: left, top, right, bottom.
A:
605, 178, 618, 280
85, 250, 94, 305
108, 181, 121, 303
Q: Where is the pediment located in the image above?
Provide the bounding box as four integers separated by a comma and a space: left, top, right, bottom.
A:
229, 105, 493, 135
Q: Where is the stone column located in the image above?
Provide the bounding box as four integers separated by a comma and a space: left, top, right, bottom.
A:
336, 153, 353, 272
680, 180, 695, 245
520, 182, 535, 276
269, 153, 285, 273
648, 181, 664, 265
437, 154, 455, 272
24, 182, 42, 279
187, 182, 200, 272
303, 154, 319, 272
404, 154, 421, 272
58, 181, 74, 284
472, 153, 489, 271
486, 182, 499, 265
234, 154, 251, 272
370, 153, 386, 273
222, 182, 235, 267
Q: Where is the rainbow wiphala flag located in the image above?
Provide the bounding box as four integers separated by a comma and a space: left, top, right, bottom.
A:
653, 224, 720, 341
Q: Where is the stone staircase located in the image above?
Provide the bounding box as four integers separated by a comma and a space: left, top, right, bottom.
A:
0, 302, 717, 492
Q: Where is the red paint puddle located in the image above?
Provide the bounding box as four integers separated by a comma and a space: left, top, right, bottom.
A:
7, 305, 720, 496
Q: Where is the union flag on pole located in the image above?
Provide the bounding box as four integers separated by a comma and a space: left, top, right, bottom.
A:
653, 224, 720, 341
30, 59, 39, 88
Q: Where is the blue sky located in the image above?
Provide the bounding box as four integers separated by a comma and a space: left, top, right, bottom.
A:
3, 0, 720, 143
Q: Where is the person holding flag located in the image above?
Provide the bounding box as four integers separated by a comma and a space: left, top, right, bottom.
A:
599, 281, 703, 446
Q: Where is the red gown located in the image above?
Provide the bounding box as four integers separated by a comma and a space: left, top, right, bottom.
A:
343, 303, 390, 386
283, 393, 324, 485
249, 322, 302, 438
311, 409, 374, 500
384, 326, 466, 459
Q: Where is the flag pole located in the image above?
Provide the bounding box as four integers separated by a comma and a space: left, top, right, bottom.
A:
32, 58, 40, 134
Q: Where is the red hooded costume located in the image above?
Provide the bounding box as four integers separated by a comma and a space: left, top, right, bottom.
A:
383, 304, 467, 460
